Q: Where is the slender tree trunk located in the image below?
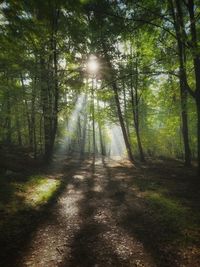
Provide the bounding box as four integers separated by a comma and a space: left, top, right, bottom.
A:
5, 90, 11, 145
170, 0, 192, 166
194, 68, 200, 174
97, 100, 106, 156
130, 53, 145, 162
187, 0, 200, 173
77, 115, 82, 148
52, 25, 59, 148
80, 115, 87, 158
130, 86, 145, 162
20, 75, 32, 147
180, 78, 191, 166
99, 123, 105, 156
92, 78, 96, 157
80, 96, 88, 158
16, 120, 22, 146
31, 78, 37, 158
88, 121, 91, 156
114, 82, 134, 163
39, 114, 43, 154
40, 56, 52, 161
16, 105, 22, 146
196, 95, 200, 175
122, 79, 131, 140
103, 49, 134, 163
135, 124, 145, 161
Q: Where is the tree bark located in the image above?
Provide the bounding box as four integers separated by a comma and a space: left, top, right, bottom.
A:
97, 100, 106, 156
5, 89, 11, 145
130, 52, 145, 162
187, 0, 200, 173
92, 77, 96, 157
103, 48, 134, 163
170, 0, 192, 166
122, 79, 131, 140
196, 95, 200, 175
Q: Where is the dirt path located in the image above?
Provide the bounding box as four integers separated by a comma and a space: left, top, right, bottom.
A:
18, 157, 155, 267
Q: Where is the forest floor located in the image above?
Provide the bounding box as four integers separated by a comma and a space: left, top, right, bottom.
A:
0, 155, 200, 267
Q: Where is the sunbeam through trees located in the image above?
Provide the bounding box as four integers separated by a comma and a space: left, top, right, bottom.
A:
0, 1, 200, 267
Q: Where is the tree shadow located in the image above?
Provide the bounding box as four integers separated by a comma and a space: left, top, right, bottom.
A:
2, 156, 198, 267
62, 158, 153, 267
102, 160, 200, 267
0, 157, 85, 267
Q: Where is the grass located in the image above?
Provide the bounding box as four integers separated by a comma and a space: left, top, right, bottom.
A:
0, 158, 199, 266
0, 174, 61, 215
133, 166, 200, 247
15, 175, 61, 207
145, 193, 188, 241
0, 171, 64, 267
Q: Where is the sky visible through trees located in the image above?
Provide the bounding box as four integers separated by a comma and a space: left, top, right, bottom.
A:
0, 0, 199, 169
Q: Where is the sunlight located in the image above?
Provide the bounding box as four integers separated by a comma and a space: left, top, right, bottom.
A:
107, 124, 126, 159
58, 58, 66, 69
62, 93, 86, 152
65, 94, 85, 132
87, 55, 99, 74
25, 178, 60, 206
23, 78, 31, 85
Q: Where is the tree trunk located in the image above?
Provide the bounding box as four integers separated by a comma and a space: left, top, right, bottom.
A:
130, 86, 145, 162
40, 56, 52, 161
31, 78, 37, 158
170, 0, 192, 166
79, 95, 88, 158
97, 100, 106, 156
92, 78, 96, 157
123, 79, 131, 140
102, 49, 134, 162
130, 52, 145, 162
114, 82, 134, 163
187, 0, 200, 173
180, 80, 191, 166
16, 110, 22, 146
20, 75, 32, 147
196, 95, 200, 175
5, 90, 11, 145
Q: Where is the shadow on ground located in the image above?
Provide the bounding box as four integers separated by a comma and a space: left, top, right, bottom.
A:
1, 156, 200, 267
61, 158, 200, 267
0, 156, 84, 267
63, 158, 141, 267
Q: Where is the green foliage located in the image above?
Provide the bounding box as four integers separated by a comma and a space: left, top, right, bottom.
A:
0, 0, 199, 161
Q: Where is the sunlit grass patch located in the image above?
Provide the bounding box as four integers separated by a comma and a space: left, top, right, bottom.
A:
18, 176, 61, 207
0, 172, 63, 267
0, 174, 61, 216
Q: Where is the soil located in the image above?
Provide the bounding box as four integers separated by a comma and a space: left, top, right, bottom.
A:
1, 155, 200, 267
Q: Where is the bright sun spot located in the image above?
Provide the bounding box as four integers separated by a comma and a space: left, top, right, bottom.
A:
87, 55, 99, 74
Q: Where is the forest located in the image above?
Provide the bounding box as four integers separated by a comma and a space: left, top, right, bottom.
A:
0, 0, 200, 267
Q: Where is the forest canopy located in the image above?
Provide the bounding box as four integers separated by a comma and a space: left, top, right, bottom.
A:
0, 0, 199, 172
